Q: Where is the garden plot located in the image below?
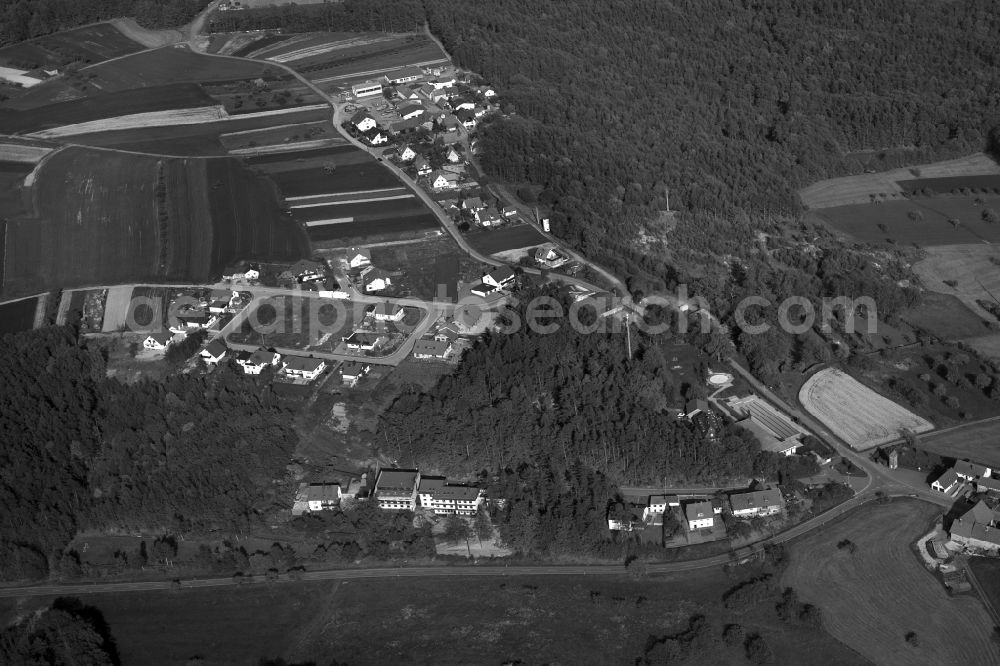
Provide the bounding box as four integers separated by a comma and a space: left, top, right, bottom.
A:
799, 368, 934, 450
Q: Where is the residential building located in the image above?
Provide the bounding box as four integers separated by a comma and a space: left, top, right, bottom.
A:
470, 282, 499, 298
199, 340, 227, 365
977, 477, 1000, 495
932, 468, 963, 494
347, 248, 371, 268
361, 265, 394, 292
456, 108, 477, 129
431, 170, 459, 190
288, 259, 325, 282
390, 116, 423, 134
417, 476, 484, 515
446, 147, 461, 163
351, 80, 383, 98
441, 114, 461, 131
480, 86, 497, 98
414, 155, 432, 176
642, 495, 679, 520
244, 265, 260, 281
341, 360, 371, 387
384, 66, 424, 85
281, 356, 327, 381
534, 246, 568, 268
371, 301, 405, 322
955, 460, 992, 482
143, 331, 173, 350
431, 75, 456, 89
685, 501, 714, 530
343, 331, 385, 352
950, 500, 1000, 551
462, 197, 485, 212
395, 84, 419, 100
483, 265, 516, 289
412, 338, 452, 359
374, 468, 420, 510
397, 145, 417, 162
440, 129, 462, 145
237, 349, 282, 375
398, 103, 424, 120
351, 110, 377, 132
306, 483, 341, 511
729, 488, 785, 518
170, 311, 215, 333
364, 129, 389, 145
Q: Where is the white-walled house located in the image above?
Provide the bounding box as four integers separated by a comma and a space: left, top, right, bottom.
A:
341, 360, 371, 387
397, 145, 417, 162
729, 488, 785, 518
374, 468, 420, 510
932, 469, 963, 494
306, 483, 341, 511
417, 476, 484, 515
685, 501, 714, 530
351, 110, 377, 132
412, 338, 451, 359
955, 460, 992, 482
347, 248, 371, 268
143, 332, 173, 351
371, 302, 405, 322
482, 265, 516, 289
281, 356, 327, 381
237, 349, 282, 375
199, 340, 227, 365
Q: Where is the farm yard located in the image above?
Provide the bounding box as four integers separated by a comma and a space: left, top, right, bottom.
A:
782, 499, 999, 666
466, 223, 549, 255
799, 368, 934, 449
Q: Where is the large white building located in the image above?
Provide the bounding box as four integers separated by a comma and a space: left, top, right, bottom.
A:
281, 356, 327, 381
417, 476, 484, 515
685, 501, 714, 530
373, 468, 420, 510
351, 80, 383, 98
950, 500, 1000, 552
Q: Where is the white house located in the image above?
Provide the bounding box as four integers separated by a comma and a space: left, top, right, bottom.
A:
729, 488, 785, 518
341, 360, 371, 387
347, 248, 371, 269
374, 468, 420, 510
412, 338, 452, 359
143, 331, 173, 351
398, 103, 424, 120
343, 331, 384, 352
955, 460, 992, 482
170, 311, 216, 334
371, 302, 405, 322
470, 282, 499, 298
365, 129, 389, 145
446, 147, 461, 163
418, 476, 484, 515
414, 155, 432, 176
685, 501, 714, 530
199, 340, 227, 366
351, 110, 377, 132
237, 349, 282, 375
306, 483, 341, 511
932, 468, 963, 494
462, 197, 485, 212
244, 265, 260, 281
480, 86, 497, 98
397, 145, 417, 162
281, 356, 327, 381
351, 80, 383, 98
483, 265, 516, 289
431, 170, 459, 190
361, 265, 393, 292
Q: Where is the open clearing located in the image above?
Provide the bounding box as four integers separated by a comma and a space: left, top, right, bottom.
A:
0, 570, 865, 665
466, 224, 549, 255
800, 153, 1000, 210
900, 292, 994, 340
914, 418, 1000, 468
912, 244, 1000, 323
0, 22, 143, 70
799, 368, 934, 449
783, 499, 998, 666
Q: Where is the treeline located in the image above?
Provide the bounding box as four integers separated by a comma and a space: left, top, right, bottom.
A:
0, 326, 298, 580
207, 0, 424, 34
381, 289, 777, 486
0, 599, 117, 665
0, 0, 207, 46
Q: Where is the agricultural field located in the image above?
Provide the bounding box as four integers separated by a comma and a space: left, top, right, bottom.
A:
252, 33, 400, 63
900, 292, 995, 341
896, 175, 1000, 194
0, 83, 216, 134
809, 197, 1000, 247
219, 119, 338, 151
0, 296, 39, 335
466, 223, 549, 255
915, 419, 1000, 469
30, 106, 227, 139
799, 368, 934, 450
800, 153, 1000, 210
265, 161, 401, 196
0, 22, 143, 71
782, 500, 999, 666
911, 244, 1000, 324
366, 236, 484, 300
0, 570, 866, 665
306, 214, 440, 245
82, 46, 277, 91
293, 196, 426, 223
286, 35, 449, 84
968, 557, 1000, 619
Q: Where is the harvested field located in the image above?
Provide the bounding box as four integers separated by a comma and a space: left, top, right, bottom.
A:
28, 105, 227, 138
0, 142, 53, 163
307, 214, 440, 244
0, 296, 39, 334
292, 36, 448, 83
0, 22, 143, 70
229, 34, 294, 58
915, 418, 1000, 469
800, 153, 1000, 210
83, 47, 277, 90
963, 333, 1000, 361
900, 292, 994, 340
292, 197, 424, 223
799, 368, 934, 450
287, 187, 409, 205
466, 224, 548, 255
0, 83, 216, 134
782, 499, 999, 666
267, 162, 401, 197
911, 244, 1000, 323
219, 120, 339, 151
262, 33, 399, 63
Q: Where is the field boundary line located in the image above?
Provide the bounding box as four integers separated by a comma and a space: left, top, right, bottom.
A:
291, 194, 414, 208
286, 187, 403, 201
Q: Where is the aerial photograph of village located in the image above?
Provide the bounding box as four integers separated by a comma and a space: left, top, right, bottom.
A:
3, 0, 1000, 664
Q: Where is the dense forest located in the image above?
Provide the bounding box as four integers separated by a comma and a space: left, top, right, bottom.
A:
0, 0, 206, 45
207, 0, 425, 34
382, 289, 790, 485
0, 327, 297, 580
0, 600, 117, 664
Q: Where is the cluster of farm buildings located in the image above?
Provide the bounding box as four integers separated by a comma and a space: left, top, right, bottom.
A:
930, 459, 1000, 552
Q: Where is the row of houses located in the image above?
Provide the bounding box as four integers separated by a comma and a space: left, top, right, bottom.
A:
614, 487, 786, 532
373, 468, 484, 515
950, 500, 1000, 552
932, 460, 999, 496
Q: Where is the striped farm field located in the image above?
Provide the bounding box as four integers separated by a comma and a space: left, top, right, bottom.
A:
798, 368, 934, 450
782, 500, 999, 666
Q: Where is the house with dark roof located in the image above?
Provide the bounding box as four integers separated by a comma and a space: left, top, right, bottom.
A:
143, 331, 173, 351
363, 128, 389, 145
455, 108, 477, 129
483, 265, 516, 289
412, 338, 452, 359
374, 468, 421, 510
955, 460, 992, 482
384, 65, 424, 85
729, 487, 785, 518
281, 356, 327, 381
398, 103, 425, 120
932, 468, 963, 494
199, 340, 227, 365
977, 477, 1000, 495
950, 500, 1000, 551
470, 282, 499, 298
305, 483, 341, 511
237, 349, 282, 375
341, 360, 371, 387
288, 259, 325, 282
343, 331, 385, 352
390, 116, 423, 133
413, 154, 432, 175
371, 301, 404, 322
361, 265, 394, 292
347, 247, 371, 269
685, 501, 714, 530
351, 110, 377, 132
417, 476, 484, 515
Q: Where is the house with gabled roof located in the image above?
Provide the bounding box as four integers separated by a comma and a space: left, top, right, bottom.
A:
371, 301, 405, 322
351, 110, 377, 132
398, 103, 424, 120
470, 281, 499, 298
199, 339, 227, 365
729, 487, 785, 518
390, 116, 423, 134
343, 331, 385, 352
462, 196, 485, 212
347, 247, 371, 268
394, 84, 420, 100
446, 146, 461, 164
396, 145, 417, 162
305, 483, 341, 511
364, 128, 389, 145
950, 500, 1000, 551
237, 349, 282, 375
430, 170, 460, 190
931, 468, 963, 494
281, 356, 327, 381
955, 460, 992, 482
417, 476, 484, 515
412, 338, 452, 359
384, 65, 424, 85
456, 108, 477, 129
483, 265, 516, 289
341, 360, 371, 387
413, 155, 432, 176
143, 331, 173, 351
441, 113, 461, 131
977, 477, 1000, 495
361, 265, 394, 292
685, 501, 714, 530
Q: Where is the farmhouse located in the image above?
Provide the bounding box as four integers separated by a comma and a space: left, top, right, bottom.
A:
371, 301, 405, 322
143, 331, 173, 351
685, 501, 714, 530
412, 338, 452, 359
305, 483, 341, 511
351, 110, 377, 132
955, 460, 992, 482
237, 349, 282, 375
643, 494, 680, 520
949, 500, 1000, 551
726, 394, 805, 456
417, 476, 484, 515
343, 331, 385, 352
931, 468, 963, 494
281, 356, 327, 381
199, 340, 227, 366
729, 487, 785, 518
977, 477, 1000, 495
351, 80, 383, 98
341, 360, 371, 387
374, 468, 420, 510
347, 247, 371, 268
384, 66, 424, 85
398, 103, 425, 120
483, 265, 516, 289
